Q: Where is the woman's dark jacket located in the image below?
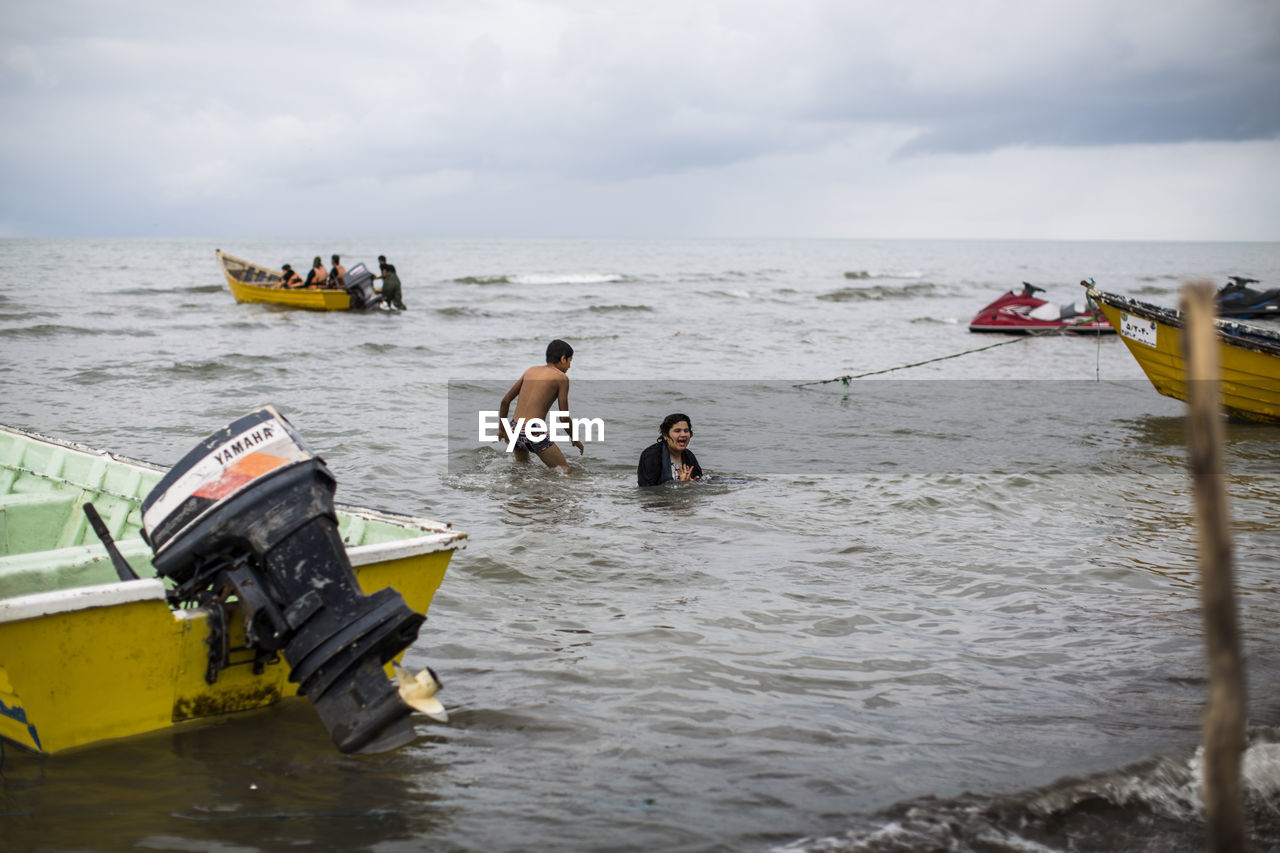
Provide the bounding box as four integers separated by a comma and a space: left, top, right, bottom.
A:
637, 441, 702, 487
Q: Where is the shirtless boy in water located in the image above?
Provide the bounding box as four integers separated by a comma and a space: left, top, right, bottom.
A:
498, 339, 585, 472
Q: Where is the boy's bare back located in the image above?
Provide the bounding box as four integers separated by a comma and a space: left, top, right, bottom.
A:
506, 363, 569, 422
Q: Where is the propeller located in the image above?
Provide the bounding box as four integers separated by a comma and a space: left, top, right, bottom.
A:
393, 663, 448, 722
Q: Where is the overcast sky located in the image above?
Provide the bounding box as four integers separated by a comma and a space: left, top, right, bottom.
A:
2, 0, 1278, 240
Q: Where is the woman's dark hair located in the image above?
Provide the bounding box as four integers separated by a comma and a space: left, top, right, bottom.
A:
659, 413, 692, 441
546, 339, 574, 363
313, 256, 323, 266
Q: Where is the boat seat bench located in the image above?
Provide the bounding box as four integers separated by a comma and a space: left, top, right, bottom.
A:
0, 540, 159, 600
0, 491, 159, 600
0, 490, 145, 555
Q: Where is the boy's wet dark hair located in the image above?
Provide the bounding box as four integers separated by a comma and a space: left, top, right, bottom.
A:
659, 413, 692, 439
546, 339, 574, 364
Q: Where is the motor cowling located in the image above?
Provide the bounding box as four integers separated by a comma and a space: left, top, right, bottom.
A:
141, 406, 423, 753
343, 262, 383, 310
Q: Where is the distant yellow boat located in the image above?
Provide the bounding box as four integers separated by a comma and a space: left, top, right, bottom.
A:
216, 250, 384, 310
1085, 282, 1280, 424
0, 420, 466, 754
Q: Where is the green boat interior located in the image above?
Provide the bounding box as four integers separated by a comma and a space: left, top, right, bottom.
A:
0, 437, 162, 600
0, 429, 427, 602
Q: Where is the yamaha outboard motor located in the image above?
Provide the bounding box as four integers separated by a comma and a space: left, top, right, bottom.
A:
344, 262, 384, 310
141, 406, 422, 753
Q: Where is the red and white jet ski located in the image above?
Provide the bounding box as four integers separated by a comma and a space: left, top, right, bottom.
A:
968, 282, 1113, 334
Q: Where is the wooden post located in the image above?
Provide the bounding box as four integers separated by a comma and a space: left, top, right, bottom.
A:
1182, 280, 1247, 852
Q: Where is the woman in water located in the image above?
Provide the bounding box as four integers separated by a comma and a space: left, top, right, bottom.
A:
637, 413, 702, 486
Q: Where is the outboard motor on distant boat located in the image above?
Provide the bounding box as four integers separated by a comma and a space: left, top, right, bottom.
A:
140, 406, 422, 753
343, 262, 384, 310
1215, 276, 1280, 319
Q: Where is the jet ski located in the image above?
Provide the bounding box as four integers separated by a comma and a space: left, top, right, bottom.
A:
968, 282, 1113, 334
1214, 276, 1280, 319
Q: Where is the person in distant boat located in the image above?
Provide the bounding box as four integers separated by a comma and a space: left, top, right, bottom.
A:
328, 254, 347, 288
637, 413, 702, 487
280, 264, 302, 288
497, 339, 584, 473
304, 256, 327, 288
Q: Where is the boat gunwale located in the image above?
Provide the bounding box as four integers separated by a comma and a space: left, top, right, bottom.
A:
215, 249, 285, 286
0, 578, 168, 624
1085, 285, 1280, 358
226, 277, 349, 299
0, 424, 468, 561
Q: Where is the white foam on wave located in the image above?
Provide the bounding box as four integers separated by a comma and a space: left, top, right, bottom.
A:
1237, 739, 1280, 799
510, 272, 626, 285
1082, 735, 1280, 820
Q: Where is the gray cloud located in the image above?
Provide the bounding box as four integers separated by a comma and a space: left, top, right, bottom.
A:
1, 0, 1277, 238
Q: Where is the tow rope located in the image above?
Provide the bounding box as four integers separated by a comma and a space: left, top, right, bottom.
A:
792, 334, 1045, 388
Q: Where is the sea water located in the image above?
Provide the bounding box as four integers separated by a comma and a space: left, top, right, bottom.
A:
2, 237, 1280, 851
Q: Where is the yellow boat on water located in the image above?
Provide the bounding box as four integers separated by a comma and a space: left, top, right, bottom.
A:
1085, 281, 1280, 424
216, 250, 383, 311
0, 412, 466, 754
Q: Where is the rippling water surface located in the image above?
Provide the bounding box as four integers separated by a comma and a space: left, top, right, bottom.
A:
2, 237, 1280, 851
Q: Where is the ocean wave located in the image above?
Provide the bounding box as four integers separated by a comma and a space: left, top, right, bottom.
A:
436, 306, 495, 317
679, 272, 751, 283
487, 333, 621, 348
159, 353, 281, 378
115, 284, 224, 296
845, 270, 926, 280
702, 289, 756, 299
777, 729, 1280, 852
69, 366, 120, 384
453, 272, 627, 286
818, 282, 939, 302
517, 272, 627, 285
1132, 275, 1181, 297
585, 304, 653, 313
677, 270, 791, 284
452, 275, 513, 285
161, 360, 239, 378
0, 324, 155, 338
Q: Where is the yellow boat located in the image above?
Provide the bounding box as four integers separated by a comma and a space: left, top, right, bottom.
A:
1085, 281, 1280, 424
216, 250, 383, 310
0, 415, 466, 754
